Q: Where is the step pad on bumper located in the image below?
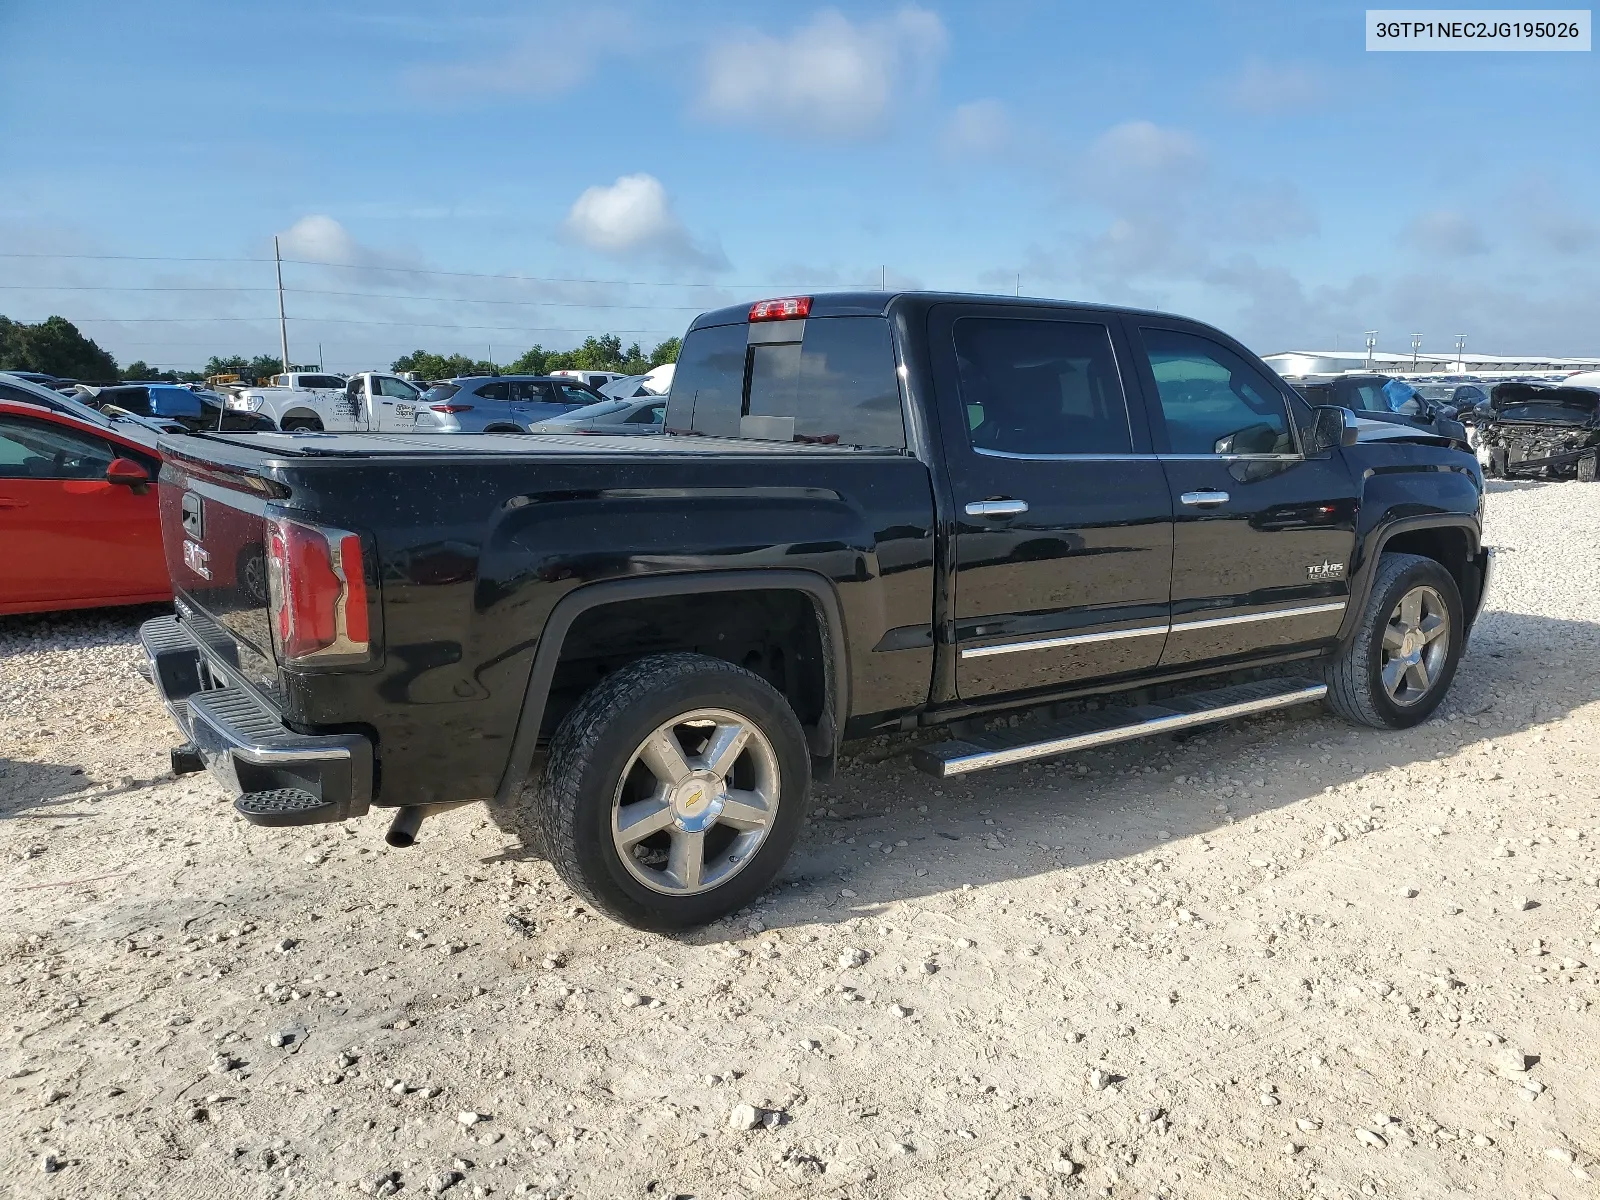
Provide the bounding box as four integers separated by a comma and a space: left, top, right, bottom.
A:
913, 677, 1328, 778
236, 789, 342, 827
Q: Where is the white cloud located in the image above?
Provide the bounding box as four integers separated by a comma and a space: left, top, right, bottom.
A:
1081, 121, 1208, 200
1224, 60, 1329, 115
1406, 209, 1488, 257
562, 174, 727, 269
697, 6, 947, 139
942, 99, 1014, 160
407, 11, 632, 99
277, 215, 365, 264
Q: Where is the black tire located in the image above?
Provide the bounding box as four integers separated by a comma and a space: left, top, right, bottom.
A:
1579, 452, 1598, 483
534, 653, 811, 931
281, 416, 323, 432
1486, 447, 1508, 479
1324, 552, 1464, 729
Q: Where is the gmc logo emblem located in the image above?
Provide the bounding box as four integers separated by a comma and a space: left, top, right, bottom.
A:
183, 539, 212, 580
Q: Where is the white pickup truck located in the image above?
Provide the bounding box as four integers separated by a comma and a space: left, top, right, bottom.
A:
228, 372, 424, 432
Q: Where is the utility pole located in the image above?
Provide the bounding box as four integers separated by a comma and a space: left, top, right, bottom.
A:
880, 265, 886, 290
1454, 334, 1467, 373
1364, 330, 1378, 371
1016, 273, 1021, 297
1411, 332, 1422, 369
274, 236, 291, 375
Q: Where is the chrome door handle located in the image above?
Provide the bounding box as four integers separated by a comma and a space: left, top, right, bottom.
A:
1179, 490, 1230, 507
965, 499, 1030, 518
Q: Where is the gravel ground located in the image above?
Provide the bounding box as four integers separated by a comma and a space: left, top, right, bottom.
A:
2, 478, 1598, 1200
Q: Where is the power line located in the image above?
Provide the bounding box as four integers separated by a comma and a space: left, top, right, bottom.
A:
0, 251, 864, 290
63, 315, 676, 333
0, 283, 710, 310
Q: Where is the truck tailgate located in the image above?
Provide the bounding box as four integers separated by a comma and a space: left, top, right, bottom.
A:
158, 445, 283, 697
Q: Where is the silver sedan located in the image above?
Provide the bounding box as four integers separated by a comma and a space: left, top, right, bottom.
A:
525, 396, 667, 436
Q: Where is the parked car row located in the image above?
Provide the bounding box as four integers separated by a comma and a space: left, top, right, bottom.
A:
0, 372, 170, 615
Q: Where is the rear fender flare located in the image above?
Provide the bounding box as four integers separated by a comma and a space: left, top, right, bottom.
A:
1336, 514, 1482, 644
493, 569, 850, 804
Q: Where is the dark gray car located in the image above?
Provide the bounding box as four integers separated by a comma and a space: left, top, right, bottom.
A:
412, 375, 605, 433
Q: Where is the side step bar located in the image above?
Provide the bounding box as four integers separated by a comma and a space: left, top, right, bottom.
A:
912, 678, 1327, 778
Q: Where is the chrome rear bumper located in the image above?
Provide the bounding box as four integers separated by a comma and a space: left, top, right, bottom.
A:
139, 615, 373, 826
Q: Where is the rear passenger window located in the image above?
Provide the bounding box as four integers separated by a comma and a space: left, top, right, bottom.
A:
953, 318, 1132, 455
474, 381, 510, 402
1139, 328, 1293, 455
666, 317, 905, 448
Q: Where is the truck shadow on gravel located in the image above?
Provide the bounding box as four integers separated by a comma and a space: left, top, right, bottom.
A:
611, 606, 1600, 941
0, 757, 99, 820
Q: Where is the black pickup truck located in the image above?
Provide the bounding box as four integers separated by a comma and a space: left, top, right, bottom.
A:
139, 292, 1491, 929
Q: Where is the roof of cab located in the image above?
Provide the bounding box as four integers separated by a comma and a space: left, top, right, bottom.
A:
685, 290, 1194, 332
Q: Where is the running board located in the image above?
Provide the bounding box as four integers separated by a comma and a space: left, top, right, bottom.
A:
912, 678, 1328, 778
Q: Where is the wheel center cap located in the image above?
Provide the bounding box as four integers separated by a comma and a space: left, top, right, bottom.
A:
1400, 630, 1420, 656
671, 774, 722, 832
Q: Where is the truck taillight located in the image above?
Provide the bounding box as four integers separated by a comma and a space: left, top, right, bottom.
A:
265, 515, 371, 664
748, 296, 812, 322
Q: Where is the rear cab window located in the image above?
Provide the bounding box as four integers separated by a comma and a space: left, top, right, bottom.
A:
665, 315, 906, 448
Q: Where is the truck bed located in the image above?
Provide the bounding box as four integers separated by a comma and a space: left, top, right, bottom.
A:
168, 430, 898, 461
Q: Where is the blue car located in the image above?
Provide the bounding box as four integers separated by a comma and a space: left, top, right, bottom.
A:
90, 383, 274, 432
412, 375, 606, 433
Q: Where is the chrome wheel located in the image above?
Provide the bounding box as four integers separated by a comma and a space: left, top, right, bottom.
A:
1380, 584, 1450, 706
610, 708, 780, 896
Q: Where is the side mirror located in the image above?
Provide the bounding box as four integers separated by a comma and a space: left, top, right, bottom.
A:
1304, 405, 1357, 454
106, 457, 152, 489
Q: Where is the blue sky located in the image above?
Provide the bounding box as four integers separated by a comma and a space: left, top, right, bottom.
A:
1, 0, 1597, 371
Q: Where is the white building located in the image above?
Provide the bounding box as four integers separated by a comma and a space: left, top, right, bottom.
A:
1262, 350, 1600, 378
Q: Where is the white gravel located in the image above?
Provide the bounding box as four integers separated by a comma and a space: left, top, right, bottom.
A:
2, 479, 1598, 1198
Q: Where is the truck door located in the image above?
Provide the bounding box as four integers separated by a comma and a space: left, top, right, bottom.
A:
372, 375, 420, 431
338, 377, 369, 431
1122, 319, 1358, 668
928, 303, 1174, 701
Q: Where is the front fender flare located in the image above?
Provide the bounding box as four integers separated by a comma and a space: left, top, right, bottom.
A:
1336, 514, 1484, 645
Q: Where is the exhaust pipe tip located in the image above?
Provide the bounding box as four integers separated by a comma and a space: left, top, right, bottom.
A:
385, 806, 427, 848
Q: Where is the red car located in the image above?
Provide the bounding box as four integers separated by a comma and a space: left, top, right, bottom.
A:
0, 397, 171, 615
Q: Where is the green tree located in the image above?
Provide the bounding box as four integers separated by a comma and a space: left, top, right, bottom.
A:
246, 354, 284, 383
506, 345, 550, 376
203, 354, 251, 377
121, 360, 179, 382
391, 350, 496, 380
649, 336, 681, 367
201, 353, 280, 381
0, 315, 119, 381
